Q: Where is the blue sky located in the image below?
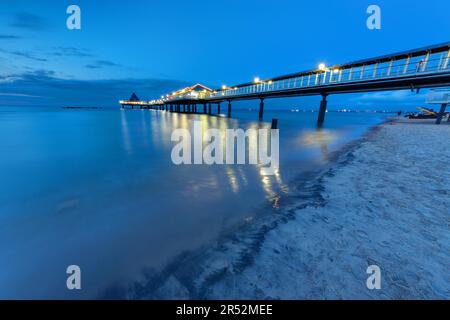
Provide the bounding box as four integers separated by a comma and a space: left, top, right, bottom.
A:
0, 0, 449, 109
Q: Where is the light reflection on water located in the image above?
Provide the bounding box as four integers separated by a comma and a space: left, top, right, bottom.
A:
0, 107, 382, 299
299, 128, 341, 161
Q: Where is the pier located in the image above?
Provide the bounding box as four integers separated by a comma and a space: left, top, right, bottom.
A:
120, 42, 450, 124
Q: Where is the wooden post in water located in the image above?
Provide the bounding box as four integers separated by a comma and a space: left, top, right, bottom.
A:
227, 100, 232, 118
217, 102, 221, 115
208, 103, 212, 115
271, 118, 278, 129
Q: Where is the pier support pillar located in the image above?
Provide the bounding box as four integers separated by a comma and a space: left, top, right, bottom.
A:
208, 103, 212, 115
183, 105, 186, 112
217, 103, 221, 115
317, 94, 328, 125
436, 103, 448, 124
259, 98, 264, 120
203, 103, 207, 114
227, 100, 232, 118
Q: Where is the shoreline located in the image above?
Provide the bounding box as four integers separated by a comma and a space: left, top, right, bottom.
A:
203, 118, 449, 299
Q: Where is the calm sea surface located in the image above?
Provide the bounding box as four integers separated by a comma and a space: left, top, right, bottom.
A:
0, 106, 383, 298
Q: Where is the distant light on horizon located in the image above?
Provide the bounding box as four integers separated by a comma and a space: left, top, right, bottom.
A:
254, 77, 260, 83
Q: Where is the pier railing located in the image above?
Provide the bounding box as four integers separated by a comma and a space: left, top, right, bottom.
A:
207, 45, 449, 100
137, 43, 450, 107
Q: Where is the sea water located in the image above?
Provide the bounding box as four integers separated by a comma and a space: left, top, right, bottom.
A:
0, 106, 383, 298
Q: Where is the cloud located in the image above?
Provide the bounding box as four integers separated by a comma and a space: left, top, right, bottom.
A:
85, 60, 121, 69
0, 70, 191, 107
354, 90, 426, 102
0, 92, 44, 98
346, 90, 429, 109
52, 47, 93, 58
10, 12, 47, 30
0, 48, 47, 62
0, 34, 21, 39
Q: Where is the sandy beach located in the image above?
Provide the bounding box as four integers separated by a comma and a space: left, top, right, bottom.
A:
136, 118, 450, 300
201, 119, 450, 299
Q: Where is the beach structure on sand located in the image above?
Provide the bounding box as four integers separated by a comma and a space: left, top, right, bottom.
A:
427, 89, 450, 124
120, 42, 450, 125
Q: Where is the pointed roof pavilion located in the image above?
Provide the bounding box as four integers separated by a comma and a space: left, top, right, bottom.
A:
169, 83, 213, 99
129, 92, 140, 101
